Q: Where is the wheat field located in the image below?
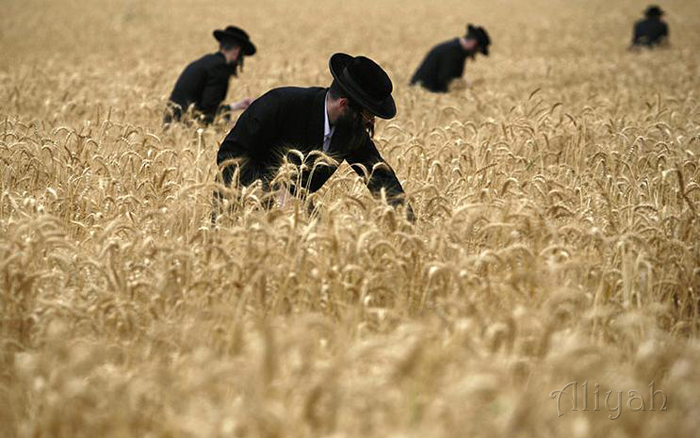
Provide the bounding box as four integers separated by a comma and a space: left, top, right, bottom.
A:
2, 0, 700, 436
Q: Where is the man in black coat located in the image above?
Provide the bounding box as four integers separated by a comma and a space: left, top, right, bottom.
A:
215, 53, 414, 220
631, 5, 669, 48
165, 26, 256, 125
410, 24, 491, 93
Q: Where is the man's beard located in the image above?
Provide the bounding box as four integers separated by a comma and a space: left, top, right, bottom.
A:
333, 105, 375, 154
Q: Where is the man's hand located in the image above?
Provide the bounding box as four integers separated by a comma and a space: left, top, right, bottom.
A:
231, 98, 255, 111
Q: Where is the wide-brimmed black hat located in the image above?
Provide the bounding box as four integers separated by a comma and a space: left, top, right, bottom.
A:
213, 26, 256, 56
329, 53, 396, 120
466, 24, 491, 56
644, 5, 664, 17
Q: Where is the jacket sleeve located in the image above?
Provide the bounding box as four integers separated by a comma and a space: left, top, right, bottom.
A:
199, 64, 230, 123
217, 92, 279, 185
346, 137, 413, 215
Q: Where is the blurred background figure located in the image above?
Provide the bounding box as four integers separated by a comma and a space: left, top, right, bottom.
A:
631, 5, 668, 48
164, 26, 256, 126
410, 24, 490, 93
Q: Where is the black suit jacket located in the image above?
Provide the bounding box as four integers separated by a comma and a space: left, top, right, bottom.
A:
217, 86, 409, 207
410, 39, 470, 93
168, 52, 236, 124
632, 17, 668, 47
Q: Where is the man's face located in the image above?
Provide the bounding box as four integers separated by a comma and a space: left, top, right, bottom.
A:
222, 46, 243, 69
335, 100, 376, 152
229, 47, 242, 63
227, 47, 245, 75
341, 102, 375, 134
466, 38, 480, 57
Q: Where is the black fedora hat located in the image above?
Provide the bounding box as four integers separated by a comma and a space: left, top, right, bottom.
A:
644, 5, 664, 17
329, 53, 396, 120
213, 26, 256, 56
466, 24, 491, 56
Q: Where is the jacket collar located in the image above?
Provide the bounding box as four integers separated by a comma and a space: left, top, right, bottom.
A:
306, 87, 328, 148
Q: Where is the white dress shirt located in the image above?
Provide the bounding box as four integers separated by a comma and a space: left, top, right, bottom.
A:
323, 92, 335, 152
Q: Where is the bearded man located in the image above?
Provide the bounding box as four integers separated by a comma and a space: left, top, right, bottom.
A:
214, 53, 413, 220
165, 25, 256, 125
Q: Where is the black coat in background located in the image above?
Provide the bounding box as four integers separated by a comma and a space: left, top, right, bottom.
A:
410, 39, 470, 93
217, 86, 409, 206
167, 52, 236, 124
632, 17, 668, 47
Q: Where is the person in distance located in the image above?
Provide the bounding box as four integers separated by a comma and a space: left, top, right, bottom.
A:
410, 24, 491, 93
214, 53, 414, 221
164, 26, 256, 126
631, 5, 669, 49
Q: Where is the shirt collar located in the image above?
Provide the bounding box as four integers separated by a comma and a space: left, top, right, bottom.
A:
324, 92, 335, 139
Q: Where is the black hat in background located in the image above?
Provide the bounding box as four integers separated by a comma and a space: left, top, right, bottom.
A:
466, 24, 491, 56
329, 53, 396, 120
213, 26, 256, 56
645, 5, 664, 17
